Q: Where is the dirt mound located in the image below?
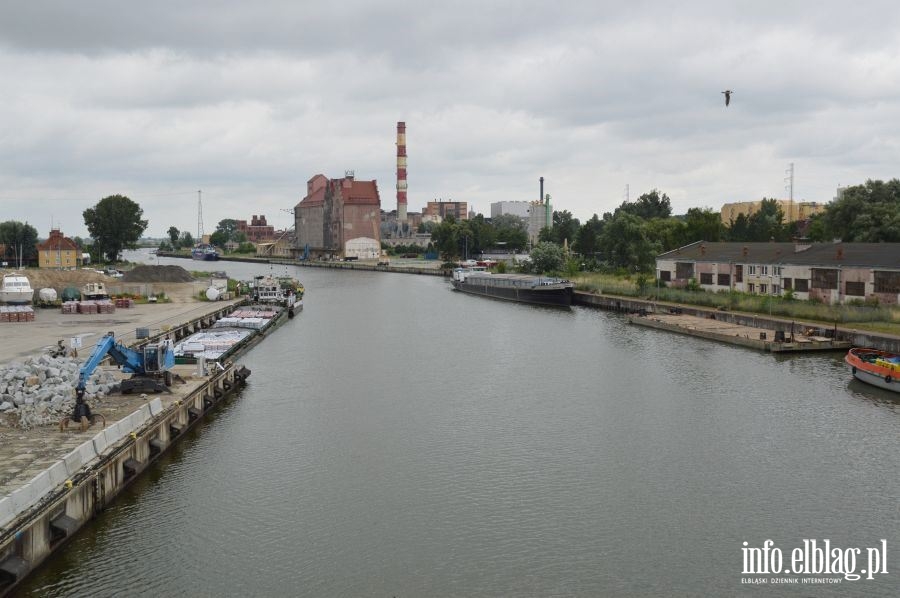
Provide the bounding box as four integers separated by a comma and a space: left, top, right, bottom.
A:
121, 265, 195, 283
1, 268, 106, 291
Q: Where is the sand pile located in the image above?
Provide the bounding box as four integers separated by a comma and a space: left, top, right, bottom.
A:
121, 265, 195, 283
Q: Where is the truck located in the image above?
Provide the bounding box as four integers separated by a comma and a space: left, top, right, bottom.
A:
75, 332, 176, 399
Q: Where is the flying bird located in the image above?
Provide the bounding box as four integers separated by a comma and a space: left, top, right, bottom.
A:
722, 89, 733, 106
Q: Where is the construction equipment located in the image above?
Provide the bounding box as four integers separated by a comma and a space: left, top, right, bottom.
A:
75, 332, 176, 399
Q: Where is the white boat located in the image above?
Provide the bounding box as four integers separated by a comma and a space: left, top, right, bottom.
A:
0, 273, 34, 304
249, 275, 303, 317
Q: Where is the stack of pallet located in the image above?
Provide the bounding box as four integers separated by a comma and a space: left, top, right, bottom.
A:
115, 298, 134, 308
61, 301, 78, 314
0, 305, 35, 322
96, 300, 116, 314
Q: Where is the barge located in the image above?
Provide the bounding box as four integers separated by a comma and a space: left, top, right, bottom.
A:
451, 268, 574, 307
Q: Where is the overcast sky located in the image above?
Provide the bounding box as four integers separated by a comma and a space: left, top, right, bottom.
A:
2, 1, 899, 239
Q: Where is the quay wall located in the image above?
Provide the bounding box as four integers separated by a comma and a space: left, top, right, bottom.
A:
0, 364, 250, 596
574, 292, 900, 353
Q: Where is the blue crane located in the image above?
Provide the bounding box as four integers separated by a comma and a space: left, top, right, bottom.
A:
76, 332, 176, 399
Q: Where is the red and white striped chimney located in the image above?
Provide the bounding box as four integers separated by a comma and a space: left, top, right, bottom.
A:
396, 121, 407, 224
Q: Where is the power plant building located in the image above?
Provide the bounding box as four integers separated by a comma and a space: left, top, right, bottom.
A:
294, 173, 382, 259
423, 201, 468, 222
490, 201, 531, 219
720, 199, 827, 225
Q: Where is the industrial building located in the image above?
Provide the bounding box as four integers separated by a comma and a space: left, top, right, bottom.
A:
423, 200, 468, 222
490, 201, 531, 219
656, 241, 900, 305
294, 172, 382, 259
236, 215, 275, 243
719, 199, 827, 225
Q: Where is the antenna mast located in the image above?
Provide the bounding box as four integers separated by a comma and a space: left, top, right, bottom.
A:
197, 190, 204, 242
784, 164, 794, 225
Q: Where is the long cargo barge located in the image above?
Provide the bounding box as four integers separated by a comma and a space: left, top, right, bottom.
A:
0, 302, 290, 595
451, 268, 574, 307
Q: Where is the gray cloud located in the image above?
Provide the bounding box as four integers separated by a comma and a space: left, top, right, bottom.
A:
1, 1, 899, 237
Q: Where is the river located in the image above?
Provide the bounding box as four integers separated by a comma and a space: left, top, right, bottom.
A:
15, 252, 900, 597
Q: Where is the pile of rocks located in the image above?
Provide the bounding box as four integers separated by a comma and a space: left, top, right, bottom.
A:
0, 354, 118, 429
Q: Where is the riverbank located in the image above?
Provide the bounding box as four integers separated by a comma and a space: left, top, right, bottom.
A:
0, 299, 289, 595
155, 252, 900, 352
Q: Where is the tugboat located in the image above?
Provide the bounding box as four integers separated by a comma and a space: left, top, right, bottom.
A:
191, 244, 220, 261
845, 348, 900, 393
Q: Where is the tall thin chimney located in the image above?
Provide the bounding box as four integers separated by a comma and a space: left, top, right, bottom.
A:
396, 122, 407, 225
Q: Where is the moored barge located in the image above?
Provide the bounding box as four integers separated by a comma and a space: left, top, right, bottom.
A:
451, 268, 574, 307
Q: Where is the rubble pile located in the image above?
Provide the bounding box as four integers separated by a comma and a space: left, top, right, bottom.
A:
0, 354, 118, 429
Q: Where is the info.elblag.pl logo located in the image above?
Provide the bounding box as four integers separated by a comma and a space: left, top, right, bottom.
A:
741, 539, 889, 585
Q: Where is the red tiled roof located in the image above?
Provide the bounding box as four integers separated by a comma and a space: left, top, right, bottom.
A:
37, 231, 78, 252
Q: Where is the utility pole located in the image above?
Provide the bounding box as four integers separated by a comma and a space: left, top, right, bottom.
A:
784, 163, 794, 225
197, 190, 204, 242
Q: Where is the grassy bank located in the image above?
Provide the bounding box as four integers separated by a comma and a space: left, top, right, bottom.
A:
574, 273, 900, 335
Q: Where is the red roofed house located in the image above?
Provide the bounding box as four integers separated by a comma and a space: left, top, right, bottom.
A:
295, 173, 381, 259
37, 228, 81, 269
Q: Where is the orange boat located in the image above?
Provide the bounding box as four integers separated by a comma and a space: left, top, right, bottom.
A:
845, 348, 900, 392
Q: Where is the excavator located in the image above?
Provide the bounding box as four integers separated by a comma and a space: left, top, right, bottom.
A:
75, 331, 176, 400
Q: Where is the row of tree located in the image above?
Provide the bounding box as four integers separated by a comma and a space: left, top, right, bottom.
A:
2, 194, 148, 265
430, 178, 900, 273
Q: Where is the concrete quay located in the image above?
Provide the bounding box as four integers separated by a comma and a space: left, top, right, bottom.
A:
0, 298, 279, 595
627, 312, 851, 353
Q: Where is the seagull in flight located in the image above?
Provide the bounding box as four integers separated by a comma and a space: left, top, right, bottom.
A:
722, 89, 733, 106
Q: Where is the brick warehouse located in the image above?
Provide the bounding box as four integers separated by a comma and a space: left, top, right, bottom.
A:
294, 173, 381, 259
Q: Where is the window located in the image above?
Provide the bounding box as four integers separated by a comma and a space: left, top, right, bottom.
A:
773, 266, 782, 276
761, 265, 768, 275
700, 273, 713, 285
748, 265, 757, 275
748, 283, 755, 294
874, 271, 900, 294
734, 265, 743, 283
773, 285, 780, 295
760, 284, 768, 295
718, 273, 731, 286
659, 271, 671, 282
795, 279, 809, 292
675, 262, 694, 280
845, 281, 866, 296
783, 278, 792, 290
811, 269, 838, 290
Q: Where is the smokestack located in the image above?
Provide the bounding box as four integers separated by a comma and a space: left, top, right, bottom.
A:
396, 122, 407, 225
539, 176, 544, 204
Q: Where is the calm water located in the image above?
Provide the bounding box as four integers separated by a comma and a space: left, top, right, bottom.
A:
16, 254, 900, 597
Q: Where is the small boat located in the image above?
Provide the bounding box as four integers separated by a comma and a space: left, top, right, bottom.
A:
0, 273, 34, 304
845, 348, 900, 392
191, 244, 220, 261
451, 268, 574, 307
82, 282, 110, 300
249, 275, 303, 317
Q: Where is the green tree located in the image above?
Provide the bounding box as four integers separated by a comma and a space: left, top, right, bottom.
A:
209, 230, 228, 247
820, 179, 900, 241
598, 212, 657, 271
746, 198, 788, 241
573, 214, 604, 256
215, 219, 239, 241
179, 231, 195, 248
682, 207, 725, 243
0, 221, 39, 266
550, 210, 580, 246
617, 189, 672, 220
167, 226, 180, 248
430, 215, 460, 261
644, 217, 686, 252
82, 195, 148, 263
492, 214, 528, 251
529, 241, 566, 274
